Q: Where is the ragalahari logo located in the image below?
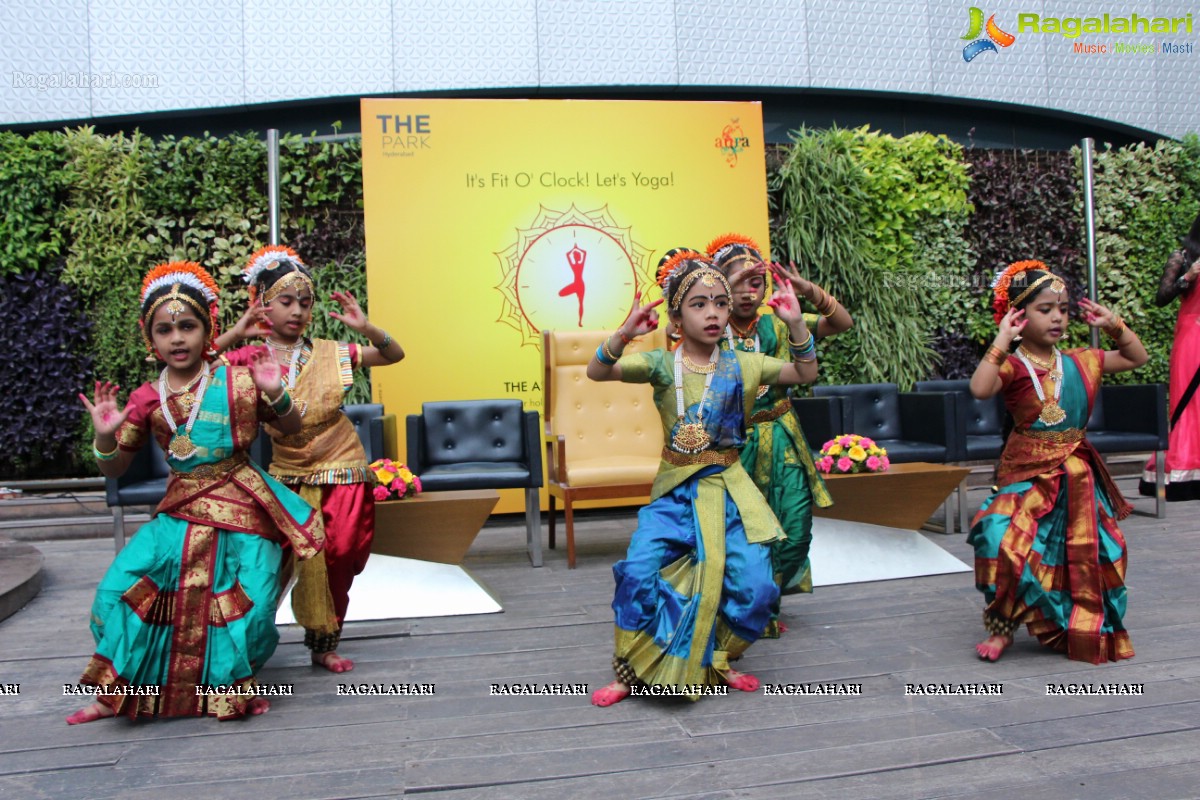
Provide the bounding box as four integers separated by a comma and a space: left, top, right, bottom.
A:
962, 7, 1016, 61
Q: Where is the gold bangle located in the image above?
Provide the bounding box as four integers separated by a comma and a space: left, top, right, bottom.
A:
819, 295, 839, 317
984, 345, 1006, 366
1103, 318, 1127, 340
601, 337, 619, 362
788, 332, 813, 349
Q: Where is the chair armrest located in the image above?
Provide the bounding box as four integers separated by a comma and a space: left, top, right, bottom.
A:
105, 475, 120, 506
370, 413, 398, 462
790, 396, 846, 449
522, 410, 544, 487
899, 392, 959, 458
406, 414, 425, 472
1098, 384, 1169, 446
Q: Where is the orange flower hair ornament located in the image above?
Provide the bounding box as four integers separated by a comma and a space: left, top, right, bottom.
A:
139, 261, 221, 356
990, 259, 1065, 323
705, 232, 763, 267
242, 245, 313, 303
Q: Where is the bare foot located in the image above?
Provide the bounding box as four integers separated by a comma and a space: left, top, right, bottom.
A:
724, 669, 760, 692
66, 702, 114, 725
312, 650, 354, 673
776, 621, 788, 634
246, 697, 271, 715
975, 634, 1013, 661
591, 680, 631, 707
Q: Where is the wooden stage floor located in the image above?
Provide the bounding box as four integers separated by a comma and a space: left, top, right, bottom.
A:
1, 475, 1197, 799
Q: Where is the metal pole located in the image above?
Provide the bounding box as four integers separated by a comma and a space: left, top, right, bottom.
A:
1081, 137, 1099, 348
267, 129, 281, 245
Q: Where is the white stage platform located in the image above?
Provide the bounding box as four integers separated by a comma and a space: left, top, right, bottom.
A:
275, 554, 502, 625
809, 518, 971, 587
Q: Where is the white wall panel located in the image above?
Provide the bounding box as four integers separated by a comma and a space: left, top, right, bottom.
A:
676, 0, 810, 87
88, 0, 245, 116
807, 0, 932, 94
0, 1, 1194, 140
929, 0, 1050, 111
244, 0, 393, 105
537, 0, 676, 86
0, 1, 92, 123
393, 0, 538, 91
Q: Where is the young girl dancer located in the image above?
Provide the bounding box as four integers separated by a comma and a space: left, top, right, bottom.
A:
969, 260, 1147, 663
589, 253, 819, 706
221, 246, 404, 673
71, 261, 322, 723
708, 234, 852, 619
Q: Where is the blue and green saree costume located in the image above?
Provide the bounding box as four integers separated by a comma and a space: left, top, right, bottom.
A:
724, 313, 833, 605
968, 348, 1134, 663
609, 347, 785, 699
80, 365, 324, 719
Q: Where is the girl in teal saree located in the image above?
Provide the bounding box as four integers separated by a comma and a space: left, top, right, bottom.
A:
70, 262, 323, 723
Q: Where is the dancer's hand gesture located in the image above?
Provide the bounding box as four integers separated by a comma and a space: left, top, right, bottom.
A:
997, 307, 1026, 345
329, 290, 369, 334
766, 265, 804, 325
771, 261, 812, 298
619, 292, 664, 340
79, 381, 130, 439
1078, 298, 1116, 329
230, 298, 272, 341
728, 261, 767, 291
248, 346, 285, 396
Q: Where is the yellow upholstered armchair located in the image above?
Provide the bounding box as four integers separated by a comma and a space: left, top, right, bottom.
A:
542, 328, 666, 568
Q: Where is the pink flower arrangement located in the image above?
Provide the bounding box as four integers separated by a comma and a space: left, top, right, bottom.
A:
369, 458, 422, 501
817, 434, 889, 475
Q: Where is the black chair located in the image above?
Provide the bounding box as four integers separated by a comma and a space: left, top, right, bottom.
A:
105, 439, 170, 553
107, 404, 397, 553
812, 383, 959, 462
1086, 383, 1168, 519
407, 399, 544, 567
915, 378, 1006, 532
789, 394, 853, 455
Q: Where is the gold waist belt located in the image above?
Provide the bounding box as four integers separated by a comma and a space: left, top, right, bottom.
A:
749, 399, 791, 425
1018, 427, 1085, 444
660, 447, 739, 467
278, 414, 341, 447
172, 453, 250, 481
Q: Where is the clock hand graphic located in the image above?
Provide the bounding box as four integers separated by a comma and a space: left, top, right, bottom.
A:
558, 244, 587, 327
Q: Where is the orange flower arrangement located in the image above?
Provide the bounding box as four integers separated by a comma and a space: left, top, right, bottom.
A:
990, 259, 1048, 323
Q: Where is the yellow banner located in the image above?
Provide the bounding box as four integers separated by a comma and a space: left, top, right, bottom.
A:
361, 98, 769, 512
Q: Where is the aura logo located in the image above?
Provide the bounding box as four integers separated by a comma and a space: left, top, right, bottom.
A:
961, 7, 1016, 61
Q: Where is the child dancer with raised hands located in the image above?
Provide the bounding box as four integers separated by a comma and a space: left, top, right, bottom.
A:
70, 261, 322, 723
219, 246, 404, 673
708, 234, 852, 627
968, 260, 1147, 663
588, 253, 819, 706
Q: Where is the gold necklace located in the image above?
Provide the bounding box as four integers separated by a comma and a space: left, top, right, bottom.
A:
680, 350, 717, 374
1018, 346, 1057, 371
163, 368, 205, 412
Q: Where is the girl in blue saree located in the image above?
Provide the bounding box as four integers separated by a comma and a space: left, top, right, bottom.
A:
589, 254, 819, 706
70, 262, 322, 723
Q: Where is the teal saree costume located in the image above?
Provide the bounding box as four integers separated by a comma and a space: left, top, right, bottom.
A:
609, 348, 785, 698
724, 314, 832, 601
80, 365, 324, 719
968, 348, 1134, 663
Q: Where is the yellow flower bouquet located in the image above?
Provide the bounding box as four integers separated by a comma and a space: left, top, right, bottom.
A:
368, 458, 422, 501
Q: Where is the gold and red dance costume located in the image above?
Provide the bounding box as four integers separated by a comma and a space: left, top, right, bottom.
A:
80, 265, 323, 719
1141, 237, 1200, 501
223, 245, 376, 655
970, 266, 1134, 664
223, 338, 373, 651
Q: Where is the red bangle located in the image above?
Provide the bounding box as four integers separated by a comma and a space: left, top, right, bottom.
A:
618, 331, 633, 344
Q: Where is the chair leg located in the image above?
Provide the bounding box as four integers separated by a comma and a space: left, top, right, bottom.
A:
1156, 450, 1166, 519
548, 495, 557, 550
565, 500, 576, 569
525, 487, 543, 568
113, 506, 126, 554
